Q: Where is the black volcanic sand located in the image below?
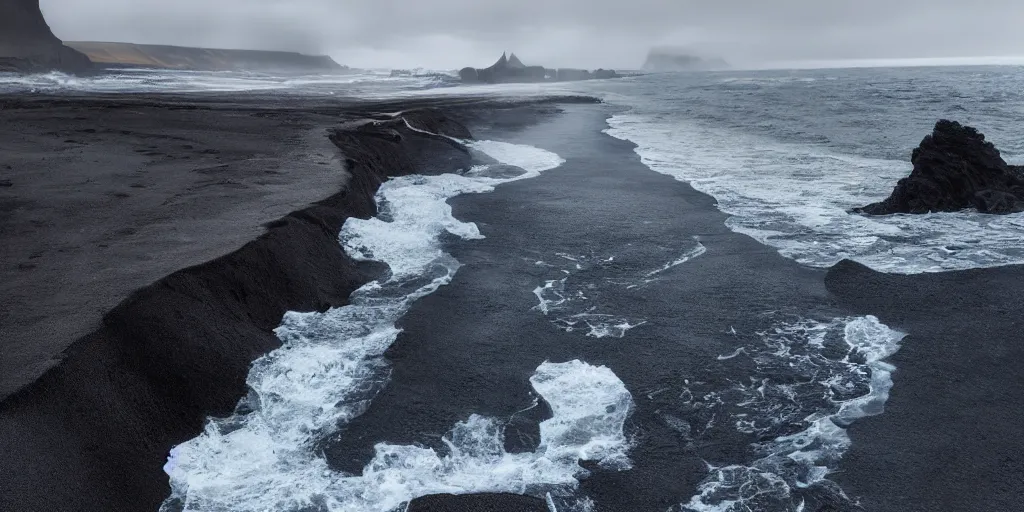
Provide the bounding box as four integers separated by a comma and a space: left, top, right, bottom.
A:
0, 94, 586, 512
330, 103, 1024, 511
2, 95, 1022, 512
326, 103, 850, 509
0, 93, 578, 399
827, 261, 1024, 512
0, 96, 347, 399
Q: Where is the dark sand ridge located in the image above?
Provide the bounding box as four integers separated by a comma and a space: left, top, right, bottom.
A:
0, 96, 347, 399
0, 93, 582, 511
0, 93, 575, 400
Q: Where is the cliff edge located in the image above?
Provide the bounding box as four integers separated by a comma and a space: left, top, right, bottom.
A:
0, 0, 92, 73
66, 41, 349, 73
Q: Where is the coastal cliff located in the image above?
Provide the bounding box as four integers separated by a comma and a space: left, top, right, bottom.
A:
66, 41, 348, 73
0, 0, 92, 73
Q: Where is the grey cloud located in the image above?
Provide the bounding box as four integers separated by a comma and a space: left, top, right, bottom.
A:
41, 0, 1024, 69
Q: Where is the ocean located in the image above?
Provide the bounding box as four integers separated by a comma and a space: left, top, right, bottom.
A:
17, 65, 1018, 511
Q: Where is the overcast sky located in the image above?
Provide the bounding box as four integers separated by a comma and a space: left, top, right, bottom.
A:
41, 0, 1024, 70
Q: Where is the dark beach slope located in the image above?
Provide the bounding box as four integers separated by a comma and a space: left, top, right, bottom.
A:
0, 93, 583, 512
330, 103, 1024, 511
827, 260, 1024, 512
326, 103, 847, 510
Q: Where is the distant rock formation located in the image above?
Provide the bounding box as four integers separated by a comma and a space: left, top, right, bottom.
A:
0, 0, 92, 73
856, 120, 1024, 215
461, 52, 619, 84
64, 42, 347, 73
642, 47, 728, 72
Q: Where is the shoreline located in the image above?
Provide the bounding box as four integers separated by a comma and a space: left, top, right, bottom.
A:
0, 93, 591, 511
1, 89, 1022, 511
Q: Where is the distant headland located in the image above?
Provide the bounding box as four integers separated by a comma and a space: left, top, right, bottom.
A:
65, 42, 348, 73
459, 52, 621, 84
0, 0, 346, 74
0, 0, 92, 73
642, 47, 729, 72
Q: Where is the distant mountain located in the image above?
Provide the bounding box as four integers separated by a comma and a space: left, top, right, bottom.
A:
0, 0, 92, 73
642, 48, 728, 72
65, 42, 348, 73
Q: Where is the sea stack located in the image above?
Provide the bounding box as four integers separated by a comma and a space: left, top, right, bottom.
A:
0, 0, 92, 73
460, 52, 618, 84
856, 120, 1024, 215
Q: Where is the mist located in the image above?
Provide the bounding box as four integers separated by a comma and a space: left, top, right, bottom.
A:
42, 0, 1024, 70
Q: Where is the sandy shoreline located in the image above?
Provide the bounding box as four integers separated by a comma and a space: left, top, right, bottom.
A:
0, 91, 1021, 511
0, 93, 576, 511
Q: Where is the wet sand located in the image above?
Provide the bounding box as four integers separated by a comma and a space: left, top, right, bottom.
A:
1, 92, 1022, 511
333, 103, 1024, 511
828, 260, 1024, 512
328, 103, 844, 510
0, 93, 569, 511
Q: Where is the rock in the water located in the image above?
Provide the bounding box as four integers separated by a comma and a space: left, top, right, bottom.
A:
407, 493, 549, 512
856, 119, 1024, 215
0, 0, 92, 73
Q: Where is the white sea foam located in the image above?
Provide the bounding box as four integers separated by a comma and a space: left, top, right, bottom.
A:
531, 240, 705, 338
162, 138, 565, 511
530, 254, 646, 339
0, 69, 458, 96
644, 242, 708, 278
678, 316, 905, 511
605, 112, 1024, 273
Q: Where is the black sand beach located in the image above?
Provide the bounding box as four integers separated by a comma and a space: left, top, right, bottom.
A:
1, 92, 1023, 512
329, 103, 841, 509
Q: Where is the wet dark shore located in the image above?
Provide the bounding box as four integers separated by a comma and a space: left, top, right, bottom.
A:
332, 103, 1024, 511
0, 92, 1022, 512
0, 93, 586, 511
330, 103, 840, 509
827, 260, 1024, 512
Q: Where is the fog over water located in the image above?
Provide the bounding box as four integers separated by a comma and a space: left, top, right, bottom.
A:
42, 0, 1024, 70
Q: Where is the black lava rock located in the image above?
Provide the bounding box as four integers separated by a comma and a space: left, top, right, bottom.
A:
856, 120, 1024, 215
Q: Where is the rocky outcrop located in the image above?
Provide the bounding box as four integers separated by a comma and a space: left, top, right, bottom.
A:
65, 41, 347, 73
642, 47, 728, 72
461, 52, 619, 84
856, 120, 1024, 215
0, 0, 92, 73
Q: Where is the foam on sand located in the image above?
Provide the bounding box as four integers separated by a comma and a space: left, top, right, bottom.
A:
161, 139, 565, 511
531, 239, 706, 338
676, 316, 905, 511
